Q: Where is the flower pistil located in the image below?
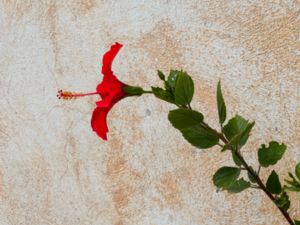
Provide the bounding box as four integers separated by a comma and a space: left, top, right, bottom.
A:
57, 90, 99, 100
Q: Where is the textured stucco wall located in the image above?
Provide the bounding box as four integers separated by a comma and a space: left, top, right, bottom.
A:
0, 1, 299, 224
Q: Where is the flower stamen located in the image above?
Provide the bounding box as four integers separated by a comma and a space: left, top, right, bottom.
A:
57, 90, 99, 100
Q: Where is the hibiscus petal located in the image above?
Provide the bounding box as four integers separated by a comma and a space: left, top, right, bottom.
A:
91, 107, 110, 140
96, 94, 115, 108
102, 42, 123, 78
91, 42, 127, 141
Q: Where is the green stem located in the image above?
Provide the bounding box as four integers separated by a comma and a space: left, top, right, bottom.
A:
147, 89, 295, 224
188, 105, 295, 224
257, 165, 261, 176
232, 150, 295, 225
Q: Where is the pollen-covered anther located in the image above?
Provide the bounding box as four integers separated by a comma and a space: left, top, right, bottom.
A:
57, 90, 80, 100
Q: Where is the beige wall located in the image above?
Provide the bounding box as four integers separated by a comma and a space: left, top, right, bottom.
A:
0, 0, 299, 224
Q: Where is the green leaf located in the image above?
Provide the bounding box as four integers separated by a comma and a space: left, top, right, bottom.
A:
228, 178, 251, 193
168, 108, 218, 149
167, 70, 180, 92
151, 87, 175, 104
174, 71, 194, 105
223, 115, 253, 149
266, 170, 282, 195
275, 192, 290, 211
222, 122, 255, 151
258, 141, 286, 167
157, 70, 165, 81
285, 184, 300, 192
168, 108, 203, 130
296, 162, 300, 180
295, 220, 300, 225
247, 167, 257, 183
284, 172, 300, 192
213, 167, 240, 191
223, 115, 248, 140
181, 125, 219, 149
231, 151, 242, 166
217, 81, 226, 125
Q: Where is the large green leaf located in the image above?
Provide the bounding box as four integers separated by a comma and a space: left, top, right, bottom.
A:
168, 108, 218, 149
227, 178, 250, 193
258, 141, 286, 167
213, 167, 240, 191
266, 170, 282, 195
217, 81, 226, 125
174, 71, 194, 105
296, 162, 300, 180
222, 122, 255, 151
168, 108, 203, 130
223, 115, 248, 140
275, 192, 290, 211
181, 125, 219, 149
223, 115, 253, 148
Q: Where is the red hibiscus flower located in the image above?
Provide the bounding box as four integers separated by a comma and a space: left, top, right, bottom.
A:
57, 42, 144, 140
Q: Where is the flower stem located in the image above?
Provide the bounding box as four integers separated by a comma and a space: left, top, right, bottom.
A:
232, 150, 295, 225
148, 88, 295, 224
205, 123, 295, 224
214, 130, 295, 225
205, 120, 295, 224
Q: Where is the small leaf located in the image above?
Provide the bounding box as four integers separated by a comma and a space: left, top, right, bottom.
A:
168, 109, 203, 130
231, 151, 242, 166
151, 87, 175, 104
285, 184, 300, 192
181, 125, 219, 149
217, 81, 226, 125
157, 70, 165, 81
213, 167, 240, 190
275, 192, 290, 211
167, 70, 180, 92
266, 170, 282, 195
295, 162, 300, 180
295, 220, 300, 225
284, 172, 300, 192
258, 141, 286, 167
222, 122, 255, 151
174, 71, 194, 105
227, 178, 251, 193
168, 108, 218, 149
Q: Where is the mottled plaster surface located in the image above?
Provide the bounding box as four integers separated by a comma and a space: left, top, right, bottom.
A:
0, 1, 299, 224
